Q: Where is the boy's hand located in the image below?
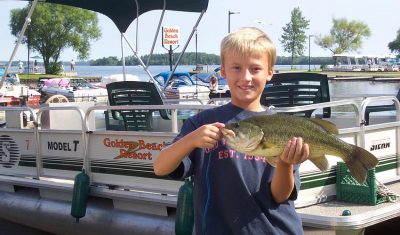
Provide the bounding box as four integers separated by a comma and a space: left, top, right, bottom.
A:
190, 122, 225, 149
279, 137, 309, 166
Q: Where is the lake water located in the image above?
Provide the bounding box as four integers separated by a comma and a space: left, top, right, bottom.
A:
9, 64, 400, 98
71, 64, 320, 78
330, 79, 400, 98
70, 64, 400, 97
73, 64, 218, 77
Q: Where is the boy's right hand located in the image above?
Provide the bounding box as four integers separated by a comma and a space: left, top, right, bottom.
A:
189, 122, 225, 149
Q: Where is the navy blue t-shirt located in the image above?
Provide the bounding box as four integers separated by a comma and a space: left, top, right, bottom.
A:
169, 103, 303, 235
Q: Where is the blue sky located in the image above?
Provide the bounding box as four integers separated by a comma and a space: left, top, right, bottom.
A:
1, 0, 399, 62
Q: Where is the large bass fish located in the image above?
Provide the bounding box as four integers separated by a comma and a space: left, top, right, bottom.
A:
221, 114, 378, 183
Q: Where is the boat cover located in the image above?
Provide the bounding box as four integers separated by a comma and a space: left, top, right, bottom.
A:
24, 0, 209, 32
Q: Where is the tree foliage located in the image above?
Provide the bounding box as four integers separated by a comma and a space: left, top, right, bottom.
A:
89, 52, 221, 66
87, 53, 333, 69
280, 7, 310, 69
90, 56, 121, 66
10, 3, 101, 74
388, 29, 400, 56
315, 18, 371, 54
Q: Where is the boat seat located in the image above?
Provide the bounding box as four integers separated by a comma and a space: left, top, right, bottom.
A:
106, 81, 170, 131
261, 73, 331, 118
364, 89, 400, 125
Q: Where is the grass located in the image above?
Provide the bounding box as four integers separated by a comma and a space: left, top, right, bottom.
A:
18, 73, 75, 81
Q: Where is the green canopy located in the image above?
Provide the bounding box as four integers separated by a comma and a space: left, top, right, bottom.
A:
26, 0, 209, 33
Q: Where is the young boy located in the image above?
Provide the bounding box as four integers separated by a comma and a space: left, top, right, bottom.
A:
153, 27, 309, 234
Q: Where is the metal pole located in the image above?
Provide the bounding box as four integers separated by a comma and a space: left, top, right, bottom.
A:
195, 30, 198, 66
121, 33, 126, 81
308, 35, 311, 71
308, 35, 313, 72
166, 10, 206, 89
135, 0, 139, 52
169, 45, 173, 71
27, 25, 30, 77
195, 29, 198, 93
1, 0, 39, 88
146, 0, 166, 68
228, 11, 231, 33
228, 11, 240, 33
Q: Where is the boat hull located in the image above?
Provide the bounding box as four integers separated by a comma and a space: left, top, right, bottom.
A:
1, 94, 41, 106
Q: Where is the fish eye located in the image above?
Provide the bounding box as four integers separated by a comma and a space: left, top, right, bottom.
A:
233, 123, 240, 128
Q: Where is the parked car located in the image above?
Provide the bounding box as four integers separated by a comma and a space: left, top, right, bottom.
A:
153, 71, 210, 100
40, 77, 108, 103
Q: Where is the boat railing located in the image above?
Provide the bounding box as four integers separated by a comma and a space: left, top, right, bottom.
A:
1, 98, 399, 200
163, 98, 206, 104
0, 106, 38, 178
273, 99, 362, 124
86, 103, 217, 133
361, 95, 400, 125
0, 105, 38, 124
360, 96, 400, 181
36, 106, 88, 179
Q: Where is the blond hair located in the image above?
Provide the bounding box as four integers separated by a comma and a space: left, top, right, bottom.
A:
220, 27, 276, 70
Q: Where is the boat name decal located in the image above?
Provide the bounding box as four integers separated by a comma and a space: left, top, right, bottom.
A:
47, 140, 79, 152
370, 138, 391, 151
103, 138, 164, 161
0, 135, 20, 169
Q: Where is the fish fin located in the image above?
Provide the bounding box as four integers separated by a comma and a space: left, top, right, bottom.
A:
308, 118, 339, 134
309, 155, 329, 171
264, 156, 277, 167
344, 145, 379, 183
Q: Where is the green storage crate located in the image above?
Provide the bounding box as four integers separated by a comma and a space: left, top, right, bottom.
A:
336, 162, 384, 205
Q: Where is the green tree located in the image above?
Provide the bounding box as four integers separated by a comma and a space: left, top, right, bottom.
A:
315, 18, 371, 55
388, 29, 400, 56
280, 7, 310, 69
10, 3, 101, 74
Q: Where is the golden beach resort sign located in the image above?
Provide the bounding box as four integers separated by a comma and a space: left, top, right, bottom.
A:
162, 26, 180, 46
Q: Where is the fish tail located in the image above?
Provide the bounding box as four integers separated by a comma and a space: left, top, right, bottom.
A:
344, 145, 379, 183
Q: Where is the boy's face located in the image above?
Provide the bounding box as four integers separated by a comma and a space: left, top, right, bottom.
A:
221, 51, 273, 110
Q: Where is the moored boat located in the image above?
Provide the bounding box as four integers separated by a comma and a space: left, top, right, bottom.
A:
324, 53, 400, 72
0, 73, 41, 106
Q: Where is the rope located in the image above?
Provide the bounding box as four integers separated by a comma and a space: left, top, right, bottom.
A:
376, 179, 400, 203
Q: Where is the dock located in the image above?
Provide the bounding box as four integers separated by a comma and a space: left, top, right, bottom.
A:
328, 76, 400, 82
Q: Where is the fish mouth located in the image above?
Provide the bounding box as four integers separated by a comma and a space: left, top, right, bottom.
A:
221, 126, 264, 152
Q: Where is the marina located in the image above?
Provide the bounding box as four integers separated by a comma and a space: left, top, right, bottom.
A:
1, 75, 400, 234
1, 0, 400, 234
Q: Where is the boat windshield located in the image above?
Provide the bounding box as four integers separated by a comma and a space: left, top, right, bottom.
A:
154, 73, 194, 87
69, 78, 94, 89
4, 74, 21, 85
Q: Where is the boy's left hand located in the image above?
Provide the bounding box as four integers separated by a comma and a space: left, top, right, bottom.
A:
279, 137, 309, 165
